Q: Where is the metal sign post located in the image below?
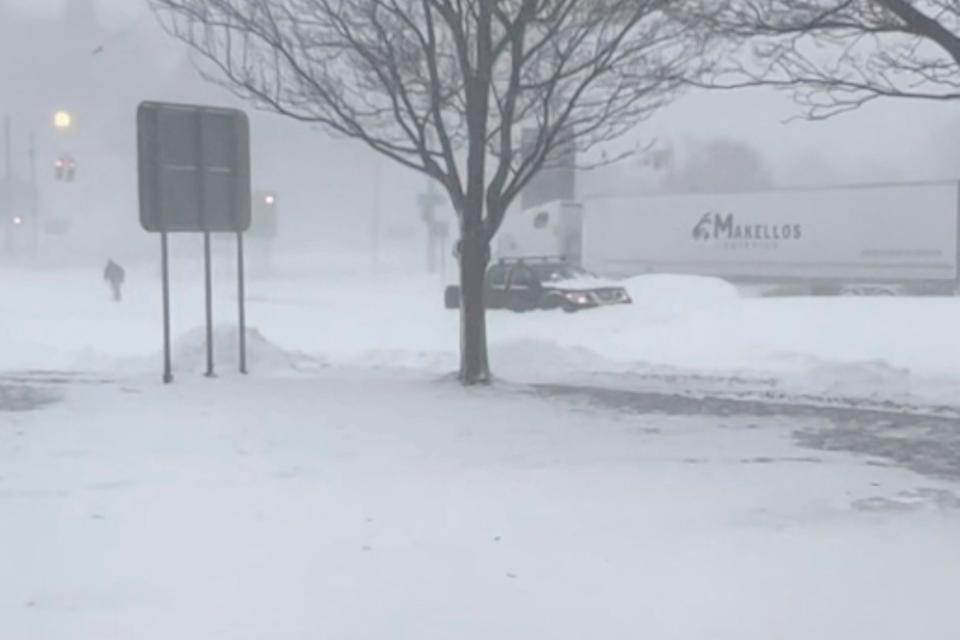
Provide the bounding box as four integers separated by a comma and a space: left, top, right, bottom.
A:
237, 231, 248, 375
137, 101, 252, 383
203, 231, 215, 377
161, 231, 173, 384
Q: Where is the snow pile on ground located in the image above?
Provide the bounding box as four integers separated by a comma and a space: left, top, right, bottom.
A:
353, 348, 458, 373
623, 272, 742, 319
351, 340, 615, 380
775, 355, 911, 397
3, 254, 960, 408
171, 325, 322, 375
482, 274, 960, 409
490, 338, 625, 378
774, 357, 960, 411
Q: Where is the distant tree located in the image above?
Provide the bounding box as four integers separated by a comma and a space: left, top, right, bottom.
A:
149, 0, 709, 384
663, 137, 773, 192
783, 147, 844, 185
694, 1, 960, 119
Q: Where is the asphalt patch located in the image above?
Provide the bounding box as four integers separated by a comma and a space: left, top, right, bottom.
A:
0, 384, 60, 412
536, 384, 960, 482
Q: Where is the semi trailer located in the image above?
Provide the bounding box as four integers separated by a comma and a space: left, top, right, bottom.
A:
498, 180, 960, 295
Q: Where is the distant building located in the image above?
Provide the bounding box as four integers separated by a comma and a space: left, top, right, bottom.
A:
0, 1, 204, 152
0, 2, 211, 262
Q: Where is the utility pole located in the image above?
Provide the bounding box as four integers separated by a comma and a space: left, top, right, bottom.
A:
3, 116, 11, 180
28, 133, 36, 197
418, 179, 445, 272
29, 132, 39, 256
371, 156, 382, 269
2, 116, 11, 255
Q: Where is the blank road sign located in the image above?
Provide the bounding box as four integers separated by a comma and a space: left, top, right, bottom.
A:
138, 101, 252, 233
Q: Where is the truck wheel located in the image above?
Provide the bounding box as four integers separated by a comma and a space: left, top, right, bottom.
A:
444, 286, 461, 309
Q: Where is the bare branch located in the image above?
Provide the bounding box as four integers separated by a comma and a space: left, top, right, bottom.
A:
694, 0, 960, 119
149, 0, 707, 235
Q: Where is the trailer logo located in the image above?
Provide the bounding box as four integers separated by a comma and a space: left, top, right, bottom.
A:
693, 212, 802, 243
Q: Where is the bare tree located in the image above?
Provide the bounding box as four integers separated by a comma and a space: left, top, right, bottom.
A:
149, 0, 707, 384
694, 1, 960, 119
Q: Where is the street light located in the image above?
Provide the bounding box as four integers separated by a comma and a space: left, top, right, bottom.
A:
53, 110, 73, 130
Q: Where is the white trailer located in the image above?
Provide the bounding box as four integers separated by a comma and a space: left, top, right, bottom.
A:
502, 181, 960, 295
497, 200, 585, 265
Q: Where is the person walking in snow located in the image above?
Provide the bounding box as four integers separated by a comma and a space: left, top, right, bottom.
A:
103, 259, 125, 302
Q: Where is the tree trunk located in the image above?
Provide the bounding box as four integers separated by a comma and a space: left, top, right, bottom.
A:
458, 226, 491, 385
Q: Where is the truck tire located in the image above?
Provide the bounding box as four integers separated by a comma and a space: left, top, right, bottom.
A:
444, 285, 461, 309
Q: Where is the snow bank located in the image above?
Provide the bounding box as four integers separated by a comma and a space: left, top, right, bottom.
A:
624, 273, 741, 313
491, 338, 616, 376
171, 326, 322, 374
772, 356, 960, 410
5, 259, 960, 409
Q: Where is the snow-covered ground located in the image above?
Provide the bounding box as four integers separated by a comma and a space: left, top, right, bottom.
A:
5, 249, 960, 407
2, 250, 960, 638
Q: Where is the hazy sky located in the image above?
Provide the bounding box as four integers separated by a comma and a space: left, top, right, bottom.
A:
6, 0, 145, 25
11, 0, 957, 182
6, 0, 960, 255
